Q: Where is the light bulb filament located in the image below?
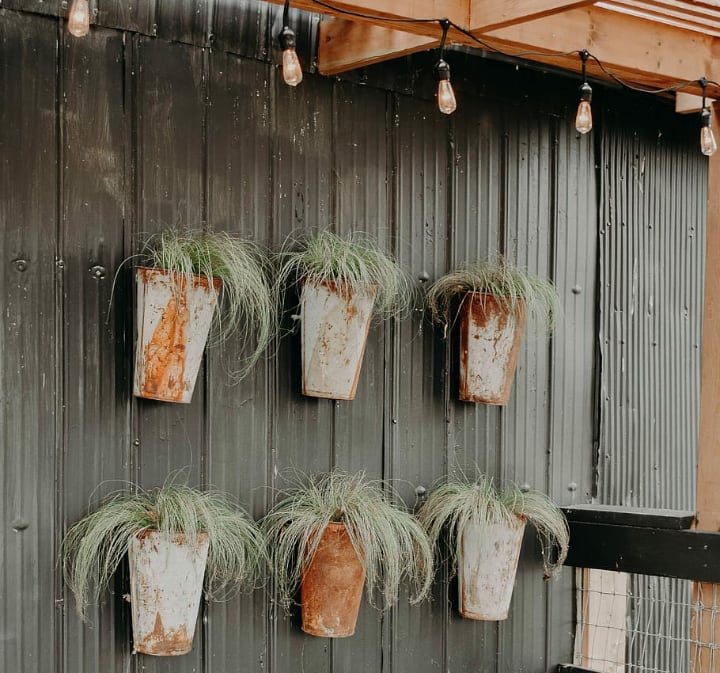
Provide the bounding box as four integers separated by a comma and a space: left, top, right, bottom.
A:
575, 100, 592, 134
282, 48, 303, 87
438, 80, 457, 115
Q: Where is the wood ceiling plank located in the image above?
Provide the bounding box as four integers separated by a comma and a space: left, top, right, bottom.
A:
469, 0, 596, 31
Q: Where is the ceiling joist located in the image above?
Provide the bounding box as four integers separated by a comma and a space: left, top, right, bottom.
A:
266, 0, 720, 97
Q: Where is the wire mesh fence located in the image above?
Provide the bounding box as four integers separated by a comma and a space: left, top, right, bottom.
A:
574, 570, 720, 673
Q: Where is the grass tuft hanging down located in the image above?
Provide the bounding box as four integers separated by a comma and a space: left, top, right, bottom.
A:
261, 470, 433, 612
418, 473, 569, 580
61, 480, 266, 621
140, 229, 277, 378
425, 258, 560, 337
275, 230, 415, 321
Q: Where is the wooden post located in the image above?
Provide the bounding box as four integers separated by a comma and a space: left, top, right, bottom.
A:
692, 100, 720, 673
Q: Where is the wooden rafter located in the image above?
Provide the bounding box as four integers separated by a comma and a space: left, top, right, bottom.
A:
262, 0, 720, 95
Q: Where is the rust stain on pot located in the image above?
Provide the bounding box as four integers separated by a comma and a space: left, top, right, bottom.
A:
459, 292, 527, 405
141, 291, 189, 402
136, 611, 193, 656
300, 522, 366, 637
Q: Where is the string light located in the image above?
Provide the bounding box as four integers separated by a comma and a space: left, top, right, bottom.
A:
67, 0, 90, 37
699, 80, 717, 157
279, 0, 303, 86
435, 21, 456, 115
63, 0, 720, 154
575, 50, 592, 134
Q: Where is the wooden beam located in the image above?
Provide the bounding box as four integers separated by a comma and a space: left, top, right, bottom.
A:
469, 0, 596, 32
319, 19, 437, 75
695, 100, 720, 532
692, 100, 720, 673
316, 6, 720, 97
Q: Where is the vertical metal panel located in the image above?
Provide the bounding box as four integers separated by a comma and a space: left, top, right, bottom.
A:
96, 0, 158, 35
391, 93, 449, 673
598, 102, 706, 510
60, 24, 132, 673
0, 11, 59, 673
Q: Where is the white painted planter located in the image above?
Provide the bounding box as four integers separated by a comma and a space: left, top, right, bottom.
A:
457, 516, 526, 620
133, 267, 220, 404
459, 292, 527, 405
300, 279, 377, 400
128, 531, 210, 656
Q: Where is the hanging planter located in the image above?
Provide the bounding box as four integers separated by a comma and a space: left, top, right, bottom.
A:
300, 522, 366, 637
300, 279, 377, 400
276, 231, 413, 400
262, 471, 433, 638
426, 259, 559, 405
457, 517, 525, 620
132, 230, 276, 403
129, 532, 210, 655
61, 481, 265, 656
134, 268, 220, 403
418, 473, 569, 621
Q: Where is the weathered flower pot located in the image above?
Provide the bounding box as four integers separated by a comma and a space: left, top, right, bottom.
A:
134, 267, 221, 404
300, 522, 366, 637
128, 531, 210, 656
300, 279, 377, 400
458, 516, 526, 620
459, 292, 527, 405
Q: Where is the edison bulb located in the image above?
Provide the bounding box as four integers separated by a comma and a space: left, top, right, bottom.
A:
282, 48, 303, 87
701, 125, 717, 157
575, 100, 592, 134
438, 80, 457, 115
68, 0, 90, 37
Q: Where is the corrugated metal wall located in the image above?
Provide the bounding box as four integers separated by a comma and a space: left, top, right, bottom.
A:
0, 2, 704, 673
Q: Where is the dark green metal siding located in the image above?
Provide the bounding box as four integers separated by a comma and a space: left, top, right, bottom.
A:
0, 3, 704, 673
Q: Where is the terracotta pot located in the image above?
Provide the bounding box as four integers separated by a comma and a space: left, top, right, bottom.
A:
300, 522, 366, 637
457, 516, 526, 620
300, 279, 377, 400
128, 531, 210, 656
459, 292, 527, 405
133, 267, 221, 404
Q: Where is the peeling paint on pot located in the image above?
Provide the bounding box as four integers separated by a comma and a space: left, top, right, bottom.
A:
128, 531, 209, 656
300, 279, 377, 400
133, 267, 221, 404
459, 292, 527, 405
458, 516, 526, 620
300, 522, 366, 637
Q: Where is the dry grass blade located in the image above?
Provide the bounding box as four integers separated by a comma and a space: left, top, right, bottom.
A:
261, 470, 433, 612
61, 479, 266, 621
426, 258, 560, 335
418, 473, 569, 580
275, 230, 415, 321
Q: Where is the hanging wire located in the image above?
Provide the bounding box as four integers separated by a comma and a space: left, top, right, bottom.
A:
306, 0, 713, 98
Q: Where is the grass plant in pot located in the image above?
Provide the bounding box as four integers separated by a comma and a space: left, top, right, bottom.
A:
62, 482, 265, 656
418, 473, 569, 621
426, 259, 559, 404
133, 229, 276, 403
276, 230, 413, 400
261, 470, 433, 637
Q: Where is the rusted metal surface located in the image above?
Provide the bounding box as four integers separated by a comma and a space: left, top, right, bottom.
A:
458, 517, 526, 621
300, 523, 366, 638
128, 532, 210, 656
134, 268, 221, 404
300, 279, 377, 400
458, 292, 527, 405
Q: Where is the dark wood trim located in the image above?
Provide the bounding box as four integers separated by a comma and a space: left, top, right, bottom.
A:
556, 665, 604, 673
565, 520, 720, 582
563, 505, 695, 530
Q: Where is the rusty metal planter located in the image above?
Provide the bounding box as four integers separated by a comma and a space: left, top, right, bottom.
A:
300, 279, 377, 400
459, 292, 527, 405
458, 516, 526, 620
128, 531, 210, 656
133, 267, 221, 404
300, 522, 366, 637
